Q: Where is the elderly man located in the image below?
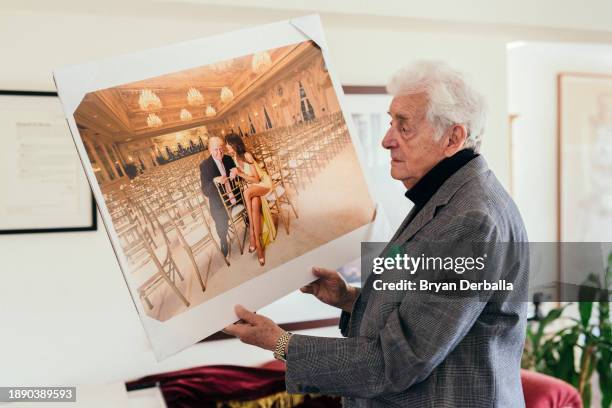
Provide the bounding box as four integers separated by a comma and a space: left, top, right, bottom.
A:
199, 136, 238, 257
224, 61, 528, 407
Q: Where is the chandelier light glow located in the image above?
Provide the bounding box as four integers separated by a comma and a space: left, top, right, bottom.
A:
220, 87, 234, 103
210, 60, 232, 72
187, 87, 204, 106
146, 113, 163, 128
138, 89, 162, 111
179, 108, 192, 121
251, 51, 272, 74
205, 105, 216, 117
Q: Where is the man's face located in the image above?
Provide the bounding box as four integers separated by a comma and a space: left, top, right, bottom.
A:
381, 93, 447, 189
208, 137, 224, 161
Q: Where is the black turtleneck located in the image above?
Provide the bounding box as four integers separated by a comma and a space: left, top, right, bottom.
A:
404, 148, 479, 220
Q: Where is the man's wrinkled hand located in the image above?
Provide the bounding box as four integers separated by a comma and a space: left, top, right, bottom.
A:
300, 267, 359, 313
223, 305, 284, 351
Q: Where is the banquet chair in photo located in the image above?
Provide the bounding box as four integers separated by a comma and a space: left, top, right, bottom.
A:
131, 225, 190, 311
131, 194, 163, 235
307, 132, 328, 167
277, 148, 302, 193
117, 222, 157, 268
164, 195, 229, 293
290, 142, 315, 184
111, 203, 145, 236
215, 176, 248, 255
263, 156, 298, 235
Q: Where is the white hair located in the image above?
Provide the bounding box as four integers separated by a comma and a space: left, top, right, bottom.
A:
386, 60, 487, 152
208, 135, 223, 146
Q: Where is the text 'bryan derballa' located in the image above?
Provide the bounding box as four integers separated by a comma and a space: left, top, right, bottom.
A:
369, 253, 514, 292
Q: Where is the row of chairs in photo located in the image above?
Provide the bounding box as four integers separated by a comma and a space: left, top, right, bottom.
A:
246, 112, 350, 191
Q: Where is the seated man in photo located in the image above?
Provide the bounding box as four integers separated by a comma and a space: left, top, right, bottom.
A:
224, 61, 529, 407
199, 136, 238, 257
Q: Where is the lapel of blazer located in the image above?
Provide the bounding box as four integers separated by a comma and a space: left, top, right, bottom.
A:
393, 155, 489, 245
206, 156, 221, 178
222, 154, 235, 172
359, 156, 490, 303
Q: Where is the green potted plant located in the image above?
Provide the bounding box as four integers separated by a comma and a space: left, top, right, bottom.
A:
522, 252, 611, 407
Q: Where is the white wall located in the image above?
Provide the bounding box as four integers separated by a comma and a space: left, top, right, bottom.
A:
508, 41, 612, 241
1, 4, 511, 386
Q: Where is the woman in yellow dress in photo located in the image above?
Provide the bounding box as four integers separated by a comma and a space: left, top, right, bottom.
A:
225, 133, 275, 266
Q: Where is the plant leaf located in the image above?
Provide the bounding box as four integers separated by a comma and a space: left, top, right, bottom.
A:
597, 340, 612, 408
579, 302, 594, 328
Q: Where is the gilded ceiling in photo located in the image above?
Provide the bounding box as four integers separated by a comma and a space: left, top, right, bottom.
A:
75, 41, 320, 142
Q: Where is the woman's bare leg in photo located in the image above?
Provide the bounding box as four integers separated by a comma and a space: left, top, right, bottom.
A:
251, 195, 265, 266
244, 185, 270, 260
243, 188, 256, 253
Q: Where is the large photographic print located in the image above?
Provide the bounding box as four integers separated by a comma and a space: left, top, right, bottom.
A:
54, 16, 377, 359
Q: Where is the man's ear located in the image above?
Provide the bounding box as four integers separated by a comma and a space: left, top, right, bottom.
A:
444, 124, 468, 157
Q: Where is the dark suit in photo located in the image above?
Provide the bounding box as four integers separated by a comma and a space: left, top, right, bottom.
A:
199, 154, 237, 254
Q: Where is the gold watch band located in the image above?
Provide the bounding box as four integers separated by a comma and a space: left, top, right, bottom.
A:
273, 331, 292, 361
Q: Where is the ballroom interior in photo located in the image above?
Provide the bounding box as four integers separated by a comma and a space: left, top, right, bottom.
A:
72, 40, 373, 321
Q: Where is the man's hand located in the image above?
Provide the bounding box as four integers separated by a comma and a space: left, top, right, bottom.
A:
300, 267, 359, 313
213, 175, 229, 184
223, 305, 284, 351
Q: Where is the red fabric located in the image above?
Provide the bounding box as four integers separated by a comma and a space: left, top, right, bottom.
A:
127, 364, 287, 408
259, 360, 286, 371
521, 369, 582, 408
127, 362, 581, 408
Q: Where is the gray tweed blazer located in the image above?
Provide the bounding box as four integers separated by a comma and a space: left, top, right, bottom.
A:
285, 156, 529, 407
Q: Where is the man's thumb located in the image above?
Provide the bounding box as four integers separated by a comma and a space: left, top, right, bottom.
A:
235, 305, 258, 323
312, 267, 337, 279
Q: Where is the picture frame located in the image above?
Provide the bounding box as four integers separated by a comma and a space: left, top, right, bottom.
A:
556, 72, 612, 295
0, 90, 97, 234
556, 72, 612, 243
53, 15, 387, 359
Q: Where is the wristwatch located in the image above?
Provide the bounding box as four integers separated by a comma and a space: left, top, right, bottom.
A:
273, 331, 293, 361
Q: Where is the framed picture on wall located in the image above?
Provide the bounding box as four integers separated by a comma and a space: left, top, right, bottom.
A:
556, 73, 612, 293
557, 73, 612, 243
0, 90, 97, 234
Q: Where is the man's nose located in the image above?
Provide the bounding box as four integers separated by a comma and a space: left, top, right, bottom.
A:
381, 128, 396, 150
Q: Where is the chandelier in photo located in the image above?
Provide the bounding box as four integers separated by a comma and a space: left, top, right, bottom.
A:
138, 89, 162, 111
146, 113, 163, 128
220, 86, 234, 103
251, 51, 272, 74
180, 108, 193, 121
210, 60, 233, 72
205, 105, 216, 117
187, 87, 204, 106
